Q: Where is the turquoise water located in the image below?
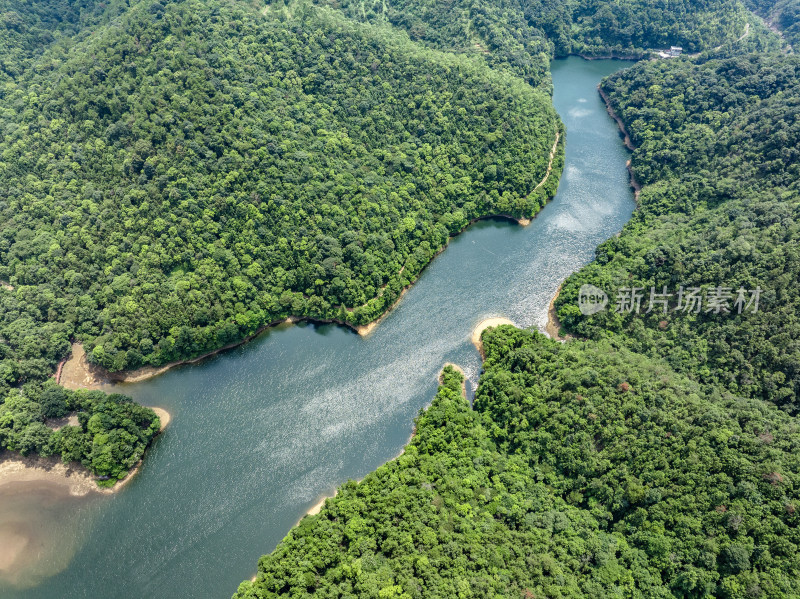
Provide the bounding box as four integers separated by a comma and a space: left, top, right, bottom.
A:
1, 57, 635, 599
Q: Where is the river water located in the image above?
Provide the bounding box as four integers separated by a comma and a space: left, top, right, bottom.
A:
0, 57, 635, 599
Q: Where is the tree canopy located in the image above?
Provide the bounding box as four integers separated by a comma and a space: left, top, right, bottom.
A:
0, 0, 563, 386
236, 331, 800, 598
556, 54, 800, 414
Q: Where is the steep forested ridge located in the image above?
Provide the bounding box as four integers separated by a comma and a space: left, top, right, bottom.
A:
0, 0, 562, 385
0, 0, 764, 387
236, 333, 800, 598
0, 0, 131, 81
322, 0, 759, 83
743, 0, 800, 47
556, 54, 800, 414
2, 0, 798, 593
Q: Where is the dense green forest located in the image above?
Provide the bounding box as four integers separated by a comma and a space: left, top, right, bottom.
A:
236, 333, 800, 598
234, 8, 800, 599
321, 0, 759, 84
0, 0, 131, 82
1, 0, 799, 593
0, 0, 768, 392
743, 0, 800, 47
556, 54, 800, 414
0, 382, 162, 484
0, 0, 564, 387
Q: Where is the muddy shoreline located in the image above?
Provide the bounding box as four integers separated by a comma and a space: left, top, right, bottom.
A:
545, 284, 569, 341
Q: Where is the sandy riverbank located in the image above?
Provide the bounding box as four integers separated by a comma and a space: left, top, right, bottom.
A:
152, 407, 171, 430
57, 316, 303, 390
56, 307, 400, 389
545, 285, 570, 341
306, 491, 337, 517
353, 287, 410, 336
471, 317, 515, 357
0, 452, 109, 498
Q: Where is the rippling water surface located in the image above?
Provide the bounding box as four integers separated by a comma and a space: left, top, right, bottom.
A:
1, 57, 635, 599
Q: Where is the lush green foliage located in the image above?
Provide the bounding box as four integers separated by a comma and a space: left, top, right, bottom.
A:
743, 0, 800, 47
2, 0, 798, 591
0, 0, 769, 387
233, 11, 800, 599
322, 0, 757, 83
236, 332, 800, 598
0, 382, 161, 484
0, 0, 130, 82
556, 54, 800, 413
0, 0, 562, 385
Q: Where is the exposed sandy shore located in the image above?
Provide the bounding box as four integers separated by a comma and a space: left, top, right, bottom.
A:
0, 406, 170, 495
471, 317, 515, 357
545, 284, 569, 342
58, 343, 112, 391
151, 407, 171, 430
57, 317, 301, 390
0, 452, 107, 497
57, 308, 397, 389
306, 491, 337, 517
353, 287, 409, 336
0, 407, 170, 581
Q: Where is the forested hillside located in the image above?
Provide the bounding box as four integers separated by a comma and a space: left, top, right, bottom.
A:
236, 332, 800, 598
322, 0, 757, 83
0, 0, 767, 389
0, 0, 563, 386
743, 0, 800, 47
2, 0, 799, 591
556, 55, 800, 414
234, 9, 800, 599
0, 0, 130, 81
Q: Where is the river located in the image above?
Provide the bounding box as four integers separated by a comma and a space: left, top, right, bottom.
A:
0, 57, 635, 599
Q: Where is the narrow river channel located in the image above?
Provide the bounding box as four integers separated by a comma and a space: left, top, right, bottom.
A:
1, 57, 636, 599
